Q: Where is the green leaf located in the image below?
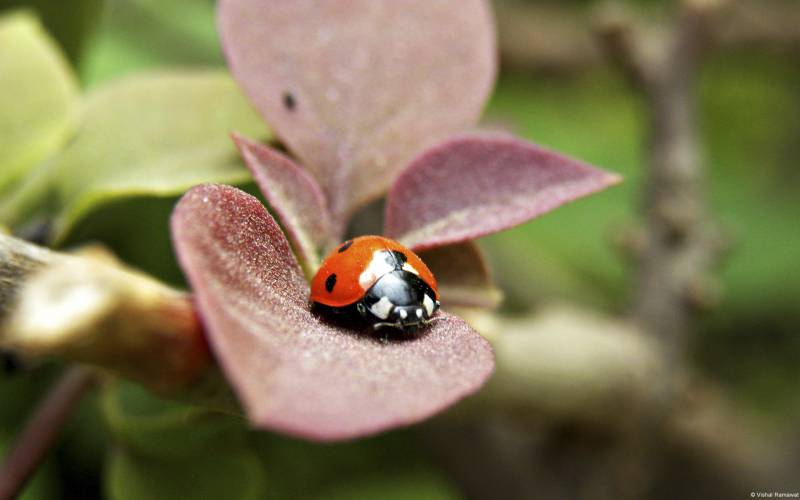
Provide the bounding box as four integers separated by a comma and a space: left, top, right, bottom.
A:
251, 429, 453, 499
81, 0, 222, 86
0, 0, 103, 67
312, 471, 459, 500
0, 11, 78, 198
107, 446, 267, 500
101, 380, 246, 459
9, 70, 268, 242
103, 380, 264, 500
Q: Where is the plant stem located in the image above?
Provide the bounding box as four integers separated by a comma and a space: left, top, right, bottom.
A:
0, 366, 95, 500
2, 239, 211, 393
496, 0, 800, 74
0, 234, 55, 321
598, 0, 725, 368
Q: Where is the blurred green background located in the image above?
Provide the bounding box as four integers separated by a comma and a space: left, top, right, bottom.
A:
1, 0, 798, 498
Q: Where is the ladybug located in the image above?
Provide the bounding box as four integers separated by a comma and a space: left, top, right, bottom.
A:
311, 235, 441, 331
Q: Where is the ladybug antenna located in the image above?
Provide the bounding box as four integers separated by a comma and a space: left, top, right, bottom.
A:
423, 316, 443, 325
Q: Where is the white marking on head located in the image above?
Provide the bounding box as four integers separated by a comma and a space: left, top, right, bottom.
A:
370, 296, 394, 320
402, 262, 419, 275
416, 308, 423, 319
423, 294, 435, 316
359, 250, 396, 290
399, 309, 408, 319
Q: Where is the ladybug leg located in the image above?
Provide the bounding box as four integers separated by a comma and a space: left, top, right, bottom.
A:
374, 320, 410, 344
373, 321, 401, 344
373, 321, 402, 331
356, 302, 367, 318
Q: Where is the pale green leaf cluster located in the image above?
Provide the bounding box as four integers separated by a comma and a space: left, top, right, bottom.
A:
47, 71, 268, 242
102, 381, 267, 500
0, 11, 269, 244
0, 12, 78, 198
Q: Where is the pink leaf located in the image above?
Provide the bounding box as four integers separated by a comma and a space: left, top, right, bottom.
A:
218, 0, 497, 232
170, 184, 494, 441
419, 242, 502, 310
232, 133, 331, 272
385, 133, 622, 251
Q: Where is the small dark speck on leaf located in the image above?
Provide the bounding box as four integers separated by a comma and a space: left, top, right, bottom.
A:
283, 91, 296, 111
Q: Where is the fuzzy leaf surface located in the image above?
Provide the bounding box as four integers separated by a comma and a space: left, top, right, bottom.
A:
385, 134, 622, 251
170, 184, 494, 441
232, 133, 331, 273
218, 0, 496, 230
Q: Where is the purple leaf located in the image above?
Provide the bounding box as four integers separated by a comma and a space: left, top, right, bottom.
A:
419, 242, 502, 310
170, 184, 494, 441
385, 133, 622, 251
232, 133, 331, 272
218, 0, 497, 232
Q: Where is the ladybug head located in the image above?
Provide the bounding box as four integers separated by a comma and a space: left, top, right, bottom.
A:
359, 270, 440, 331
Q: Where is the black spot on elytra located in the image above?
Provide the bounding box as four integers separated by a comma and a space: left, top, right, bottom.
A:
338, 240, 354, 253
283, 91, 296, 111
325, 273, 337, 293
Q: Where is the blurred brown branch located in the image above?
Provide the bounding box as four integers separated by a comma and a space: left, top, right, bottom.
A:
0, 234, 211, 393
494, 2, 601, 73
438, 305, 784, 498
596, 1, 733, 494
711, 0, 800, 50
597, 0, 727, 369
0, 233, 56, 319
0, 367, 95, 500
494, 0, 800, 74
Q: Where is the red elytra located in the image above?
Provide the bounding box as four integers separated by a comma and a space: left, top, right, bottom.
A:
311, 235, 439, 308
